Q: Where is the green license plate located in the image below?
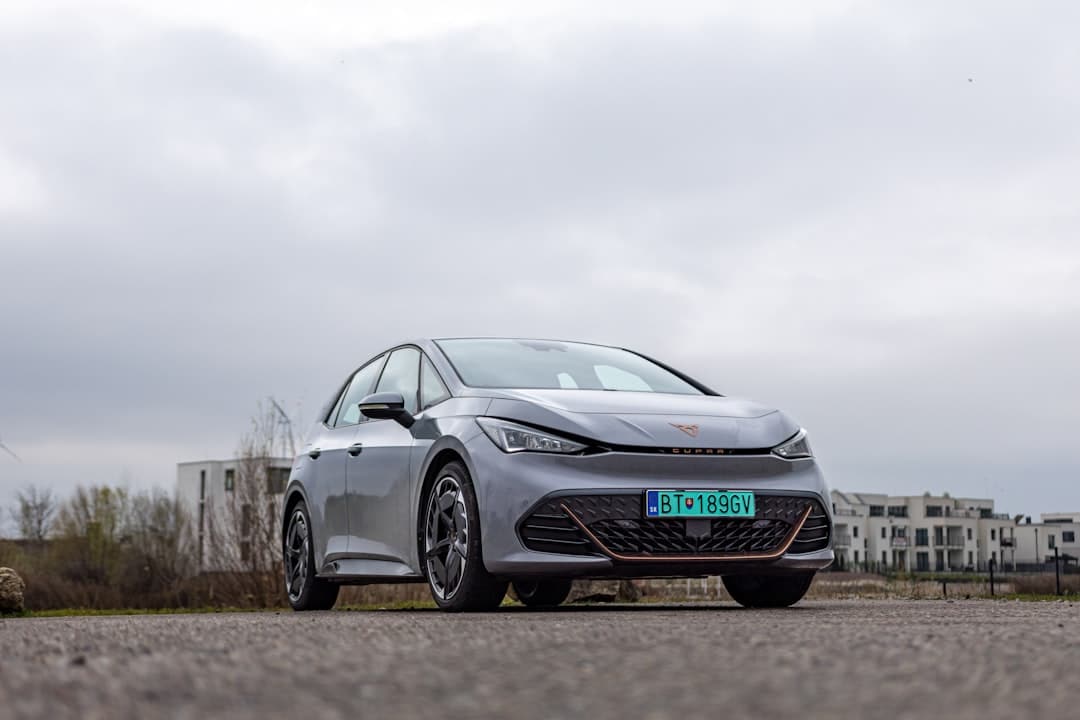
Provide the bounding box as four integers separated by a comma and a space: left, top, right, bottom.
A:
644, 490, 755, 518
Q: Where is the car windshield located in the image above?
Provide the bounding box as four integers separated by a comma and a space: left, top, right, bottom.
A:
435, 339, 705, 395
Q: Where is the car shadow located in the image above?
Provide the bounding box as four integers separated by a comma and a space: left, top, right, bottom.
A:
350, 602, 817, 613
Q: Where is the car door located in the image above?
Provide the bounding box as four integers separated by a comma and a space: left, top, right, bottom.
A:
311, 354, 386, 564
346, 346, 421, 563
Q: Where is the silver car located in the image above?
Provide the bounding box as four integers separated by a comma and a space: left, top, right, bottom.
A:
282, 338, 832, 612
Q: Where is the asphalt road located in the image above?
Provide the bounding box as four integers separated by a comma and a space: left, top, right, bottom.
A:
1, 600, 1078, 720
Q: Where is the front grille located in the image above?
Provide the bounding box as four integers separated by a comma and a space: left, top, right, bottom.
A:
518, 493, 830, 559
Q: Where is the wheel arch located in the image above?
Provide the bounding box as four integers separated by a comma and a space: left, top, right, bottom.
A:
414, 438, 477, 570
281, 483, 310, 551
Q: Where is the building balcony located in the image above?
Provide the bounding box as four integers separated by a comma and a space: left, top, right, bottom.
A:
1000, 538, 1016, 547
890, 537, 909, 548
833, 508, 860, 517
834, 533, 853, 547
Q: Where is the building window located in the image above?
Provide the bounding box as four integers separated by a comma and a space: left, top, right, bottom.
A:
241, 504, 253, 537
887, 506, 908, 518
991, 529, 996, 541
881, 527, 887, 539
1064, 531, 1076, 543
853, 526, 859, 538
915, 529, 929, 546
853, 551, 860, 563
224, 468, 235, 493
1049, 535, 1056, 549
926, 505, 943, 517
916, 552, 930, 571
266, 467, 289, 495
968, 551, 974, 565
881, 551, 887, 565
869, 505, 884, 517
967, 528, 973, 541
991, 551, 997, 563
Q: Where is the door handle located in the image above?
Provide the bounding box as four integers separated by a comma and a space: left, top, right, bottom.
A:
347, 443, 364, 456
308, 447, 322, 459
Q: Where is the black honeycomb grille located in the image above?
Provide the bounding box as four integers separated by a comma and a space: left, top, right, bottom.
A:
518, 493, 830, 558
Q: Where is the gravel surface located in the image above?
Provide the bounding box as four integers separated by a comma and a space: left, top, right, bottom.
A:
1, 600, 1078, 720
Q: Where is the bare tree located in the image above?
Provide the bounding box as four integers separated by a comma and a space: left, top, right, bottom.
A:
53, 485, 130, 584
125, 488, 196, 592
10, 485, 56, 542
206, 401, 297, 606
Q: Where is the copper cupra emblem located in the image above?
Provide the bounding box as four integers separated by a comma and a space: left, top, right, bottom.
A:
670, 423, 699, 438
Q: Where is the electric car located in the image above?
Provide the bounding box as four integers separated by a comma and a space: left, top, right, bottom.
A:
282, 338, 832, 612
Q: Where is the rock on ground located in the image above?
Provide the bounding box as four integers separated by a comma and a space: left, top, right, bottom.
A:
0, 567, 26, 614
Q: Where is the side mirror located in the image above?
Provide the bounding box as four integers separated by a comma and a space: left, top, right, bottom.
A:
358, 392, 415, 428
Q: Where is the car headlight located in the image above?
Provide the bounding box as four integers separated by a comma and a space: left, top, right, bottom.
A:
476, 418, 587, 454
773, 429, 813, 459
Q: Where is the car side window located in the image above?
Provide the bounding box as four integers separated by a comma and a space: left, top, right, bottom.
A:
333, 355, 387, 428
375, 347, 421, 415
420, 355, 450, 410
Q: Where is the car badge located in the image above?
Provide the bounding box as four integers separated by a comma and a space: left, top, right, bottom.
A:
670, 423, 699, 438
685, 497, 695, 509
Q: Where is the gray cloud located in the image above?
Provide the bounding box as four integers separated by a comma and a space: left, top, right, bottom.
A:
1, 3, 1079, 521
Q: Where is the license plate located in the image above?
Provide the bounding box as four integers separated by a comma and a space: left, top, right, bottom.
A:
644, 490, 755, 518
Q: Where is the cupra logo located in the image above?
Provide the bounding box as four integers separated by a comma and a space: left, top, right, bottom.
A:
670, 423, 699, 438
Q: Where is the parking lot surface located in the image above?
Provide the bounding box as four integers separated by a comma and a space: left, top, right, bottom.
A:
1, 600, 1078, 719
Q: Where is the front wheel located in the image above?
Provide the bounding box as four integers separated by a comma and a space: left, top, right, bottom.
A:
722, 572, 815, 608
512, 578, 573, 608
422, 461, 508, 612
283, 501, 340, 611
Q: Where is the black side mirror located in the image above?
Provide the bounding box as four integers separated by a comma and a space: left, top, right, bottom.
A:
358, 392, 415, 428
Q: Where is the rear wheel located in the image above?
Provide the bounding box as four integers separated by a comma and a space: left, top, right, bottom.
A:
722, 572, 815, 608
422, 461, 508, 612
284, 501, 340, 611
512, 578, 573, 608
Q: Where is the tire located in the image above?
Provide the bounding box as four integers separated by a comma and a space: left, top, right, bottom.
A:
722, 572, 815, 608
512, 579, 573, 608
283, 501, 340, 611
422, 461, 508, 612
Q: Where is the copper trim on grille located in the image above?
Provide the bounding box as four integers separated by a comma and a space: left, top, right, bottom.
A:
559, 503, 813, 562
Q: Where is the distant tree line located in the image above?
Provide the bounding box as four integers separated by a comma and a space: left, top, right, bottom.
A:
0, 403, 298, 610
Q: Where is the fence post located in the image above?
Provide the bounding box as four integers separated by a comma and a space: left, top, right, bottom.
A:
989, 558, 995, 597
942, 579, 948, 599
1056, 547, 1062, 596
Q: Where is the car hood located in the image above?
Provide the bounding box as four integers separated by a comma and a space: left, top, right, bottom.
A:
479, 389, 799, 449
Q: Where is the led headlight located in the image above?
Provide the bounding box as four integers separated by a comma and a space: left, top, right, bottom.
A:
773, 429, 813, 459
476, 418, 587, 454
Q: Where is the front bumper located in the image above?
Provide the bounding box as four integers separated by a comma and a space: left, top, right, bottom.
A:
465, 433, 834, 578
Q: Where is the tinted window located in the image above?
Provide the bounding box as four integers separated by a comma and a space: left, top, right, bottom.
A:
375, 347, 420, 414
436, 338, 703, 394
334, 355, 387, 427
420, 355, 450, 410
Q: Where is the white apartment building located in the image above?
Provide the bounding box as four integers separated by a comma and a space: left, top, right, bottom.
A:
177, 457, 292, 572
831, 491, 1016, 572
1008, 513, 1080, 566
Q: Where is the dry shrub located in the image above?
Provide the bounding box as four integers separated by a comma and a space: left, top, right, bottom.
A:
1011, 573, 1080, 595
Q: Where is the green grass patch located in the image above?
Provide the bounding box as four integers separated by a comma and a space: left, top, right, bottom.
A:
13, 606, 263, 618
995, 593, 1077, 602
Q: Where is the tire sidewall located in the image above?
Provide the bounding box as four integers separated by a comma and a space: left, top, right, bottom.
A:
423, 461, 503, 611
285, 502, 318, 611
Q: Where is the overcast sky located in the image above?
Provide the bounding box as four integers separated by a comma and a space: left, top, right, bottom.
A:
2, 1, 1078, 530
